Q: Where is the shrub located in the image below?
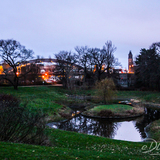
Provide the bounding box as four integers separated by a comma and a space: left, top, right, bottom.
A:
95, 78, 116, 104
0, 94, 19, 108
0, 94, 49, 146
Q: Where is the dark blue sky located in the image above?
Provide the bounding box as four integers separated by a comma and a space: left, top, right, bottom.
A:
0, 0, 160, 69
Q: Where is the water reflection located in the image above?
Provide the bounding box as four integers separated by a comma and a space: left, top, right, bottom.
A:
135, 108, 160, 139
48, 108, 160, 142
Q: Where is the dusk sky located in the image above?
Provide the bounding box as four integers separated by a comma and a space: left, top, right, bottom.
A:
1, 0, 160, 69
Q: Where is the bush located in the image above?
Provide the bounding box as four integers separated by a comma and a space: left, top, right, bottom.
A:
0, 94, 19, 108
0, 94, 49, 145
95, 78, 116, 104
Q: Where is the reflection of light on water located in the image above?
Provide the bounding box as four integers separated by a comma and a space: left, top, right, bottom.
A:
72, 111, 80, 117
114, 121, 142, 142
52, 125, 58, 129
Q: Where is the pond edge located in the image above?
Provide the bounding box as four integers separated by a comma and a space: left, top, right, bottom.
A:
81, 112, 144, 119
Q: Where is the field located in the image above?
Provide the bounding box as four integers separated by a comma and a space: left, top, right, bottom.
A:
0, 86, 160, 159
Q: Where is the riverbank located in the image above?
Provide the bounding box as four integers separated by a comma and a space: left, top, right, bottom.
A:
0, 86, 160, 159
145, 118, 160, 141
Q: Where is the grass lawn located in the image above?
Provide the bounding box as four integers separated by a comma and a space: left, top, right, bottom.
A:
83, 104, 144, 118
116, 90, 160, 103
0, 86, 69, 121
91, 104, 133, 113
0, 86, 160, 159
0, 129, 157, 160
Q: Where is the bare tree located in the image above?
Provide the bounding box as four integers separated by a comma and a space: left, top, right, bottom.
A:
88, 41, 118, 81
102, 41, 118, 77
75, 46, 90, 82
0, 39, 34, 89
55, 51, 78, 89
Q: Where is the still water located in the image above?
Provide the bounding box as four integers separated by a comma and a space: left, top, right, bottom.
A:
48, 108, 160, 142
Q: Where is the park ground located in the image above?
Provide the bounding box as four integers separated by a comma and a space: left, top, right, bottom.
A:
0, 86, 160, 159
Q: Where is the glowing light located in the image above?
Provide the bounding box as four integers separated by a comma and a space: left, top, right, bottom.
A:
0, 66, 3, 74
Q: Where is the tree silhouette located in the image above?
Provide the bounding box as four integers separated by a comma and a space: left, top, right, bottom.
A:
55, 51, 78, 89
88, 41, 118, 81
0, 39, 34, 89
135, 46, 160, 90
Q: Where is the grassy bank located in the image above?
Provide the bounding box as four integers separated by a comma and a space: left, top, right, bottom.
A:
0, 86, 160, 159
0, 86, 65, 110
0, 86, 72, 122
0, 129, 156, 160
145, 119, 160, 141
117, 90, 160, 103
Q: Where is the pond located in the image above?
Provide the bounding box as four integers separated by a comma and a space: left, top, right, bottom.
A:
47, 108, 160, 142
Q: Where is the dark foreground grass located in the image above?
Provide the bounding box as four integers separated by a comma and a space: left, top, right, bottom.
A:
0, 129, 158, 160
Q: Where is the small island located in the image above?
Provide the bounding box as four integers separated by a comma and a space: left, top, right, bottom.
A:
82, 103, 144, 119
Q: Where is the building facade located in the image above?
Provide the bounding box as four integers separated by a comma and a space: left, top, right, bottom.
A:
0, 58, 83, 85
0, 53, 135, 87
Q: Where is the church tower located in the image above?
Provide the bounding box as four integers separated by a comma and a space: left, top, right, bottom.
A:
128, 51, 134, 73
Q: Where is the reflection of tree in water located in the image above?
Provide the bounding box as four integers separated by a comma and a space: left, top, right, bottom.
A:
134, 108, 160, 139
56, 115, 119, 138
49, 108, 160, 141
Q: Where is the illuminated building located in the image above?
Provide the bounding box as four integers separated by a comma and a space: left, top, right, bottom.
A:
0, 58, 83, 85
128, 51, 134, 73
0, 52, 135, 87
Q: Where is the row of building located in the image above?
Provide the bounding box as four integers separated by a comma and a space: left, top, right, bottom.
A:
0, 52, 135, 87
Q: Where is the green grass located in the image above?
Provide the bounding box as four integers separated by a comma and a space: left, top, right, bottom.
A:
117, 91, 160, 103
0, 129, 157, 160
83, 104, 142, 117
91, 104, 133, 113
1, 86, 160, 159
0, 86, 67, 116
146, 119, 160, 141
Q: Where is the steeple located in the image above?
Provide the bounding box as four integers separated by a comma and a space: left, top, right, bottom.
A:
128, 51, 134, 73
128, 51, 132, 59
